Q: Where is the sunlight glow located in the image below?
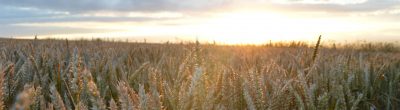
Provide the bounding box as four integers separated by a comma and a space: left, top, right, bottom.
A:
189, 11, 373, 44
14, 10, 397, 44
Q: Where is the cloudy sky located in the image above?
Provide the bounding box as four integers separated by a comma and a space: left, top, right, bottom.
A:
1, 0, 399, 44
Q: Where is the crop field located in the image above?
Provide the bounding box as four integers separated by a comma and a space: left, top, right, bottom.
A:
0, 38, 399, 110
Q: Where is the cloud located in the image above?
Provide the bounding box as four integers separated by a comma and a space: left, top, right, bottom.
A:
1, 0, 399, 15
232, 0, 400, 14
0, 5, 186, 26
0, 0, 231, 13
349, 6, 400, 17
0, 14, 180, 25
1, 0, 399, 20
0, 24, 116, 37
0, 6, 67, 18
271, 0, 368, 5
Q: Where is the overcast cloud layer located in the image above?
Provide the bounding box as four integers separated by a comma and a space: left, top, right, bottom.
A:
2, 0, 399, 13
0, 0, 399, 42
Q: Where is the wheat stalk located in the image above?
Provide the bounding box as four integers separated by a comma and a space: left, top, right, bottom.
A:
50, 84, 66, 110
312, 35, 322, 63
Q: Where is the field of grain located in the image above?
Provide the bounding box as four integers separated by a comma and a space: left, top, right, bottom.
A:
0, 39, 399, 110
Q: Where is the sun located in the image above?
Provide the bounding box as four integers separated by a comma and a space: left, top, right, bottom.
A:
191, 11, 306, 44
188, 10, 370, 44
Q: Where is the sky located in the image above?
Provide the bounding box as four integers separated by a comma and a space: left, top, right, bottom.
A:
0, 0, 400, 44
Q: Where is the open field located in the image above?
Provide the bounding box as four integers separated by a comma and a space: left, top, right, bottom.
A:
0, 39, 399, 110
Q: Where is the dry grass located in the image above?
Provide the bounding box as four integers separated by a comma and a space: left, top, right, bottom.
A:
0, 38, 399, 110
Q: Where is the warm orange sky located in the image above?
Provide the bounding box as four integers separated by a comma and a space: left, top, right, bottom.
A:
1, 0, 400, 44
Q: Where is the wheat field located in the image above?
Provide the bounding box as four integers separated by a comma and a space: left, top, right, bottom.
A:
0, 38, 399, 110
